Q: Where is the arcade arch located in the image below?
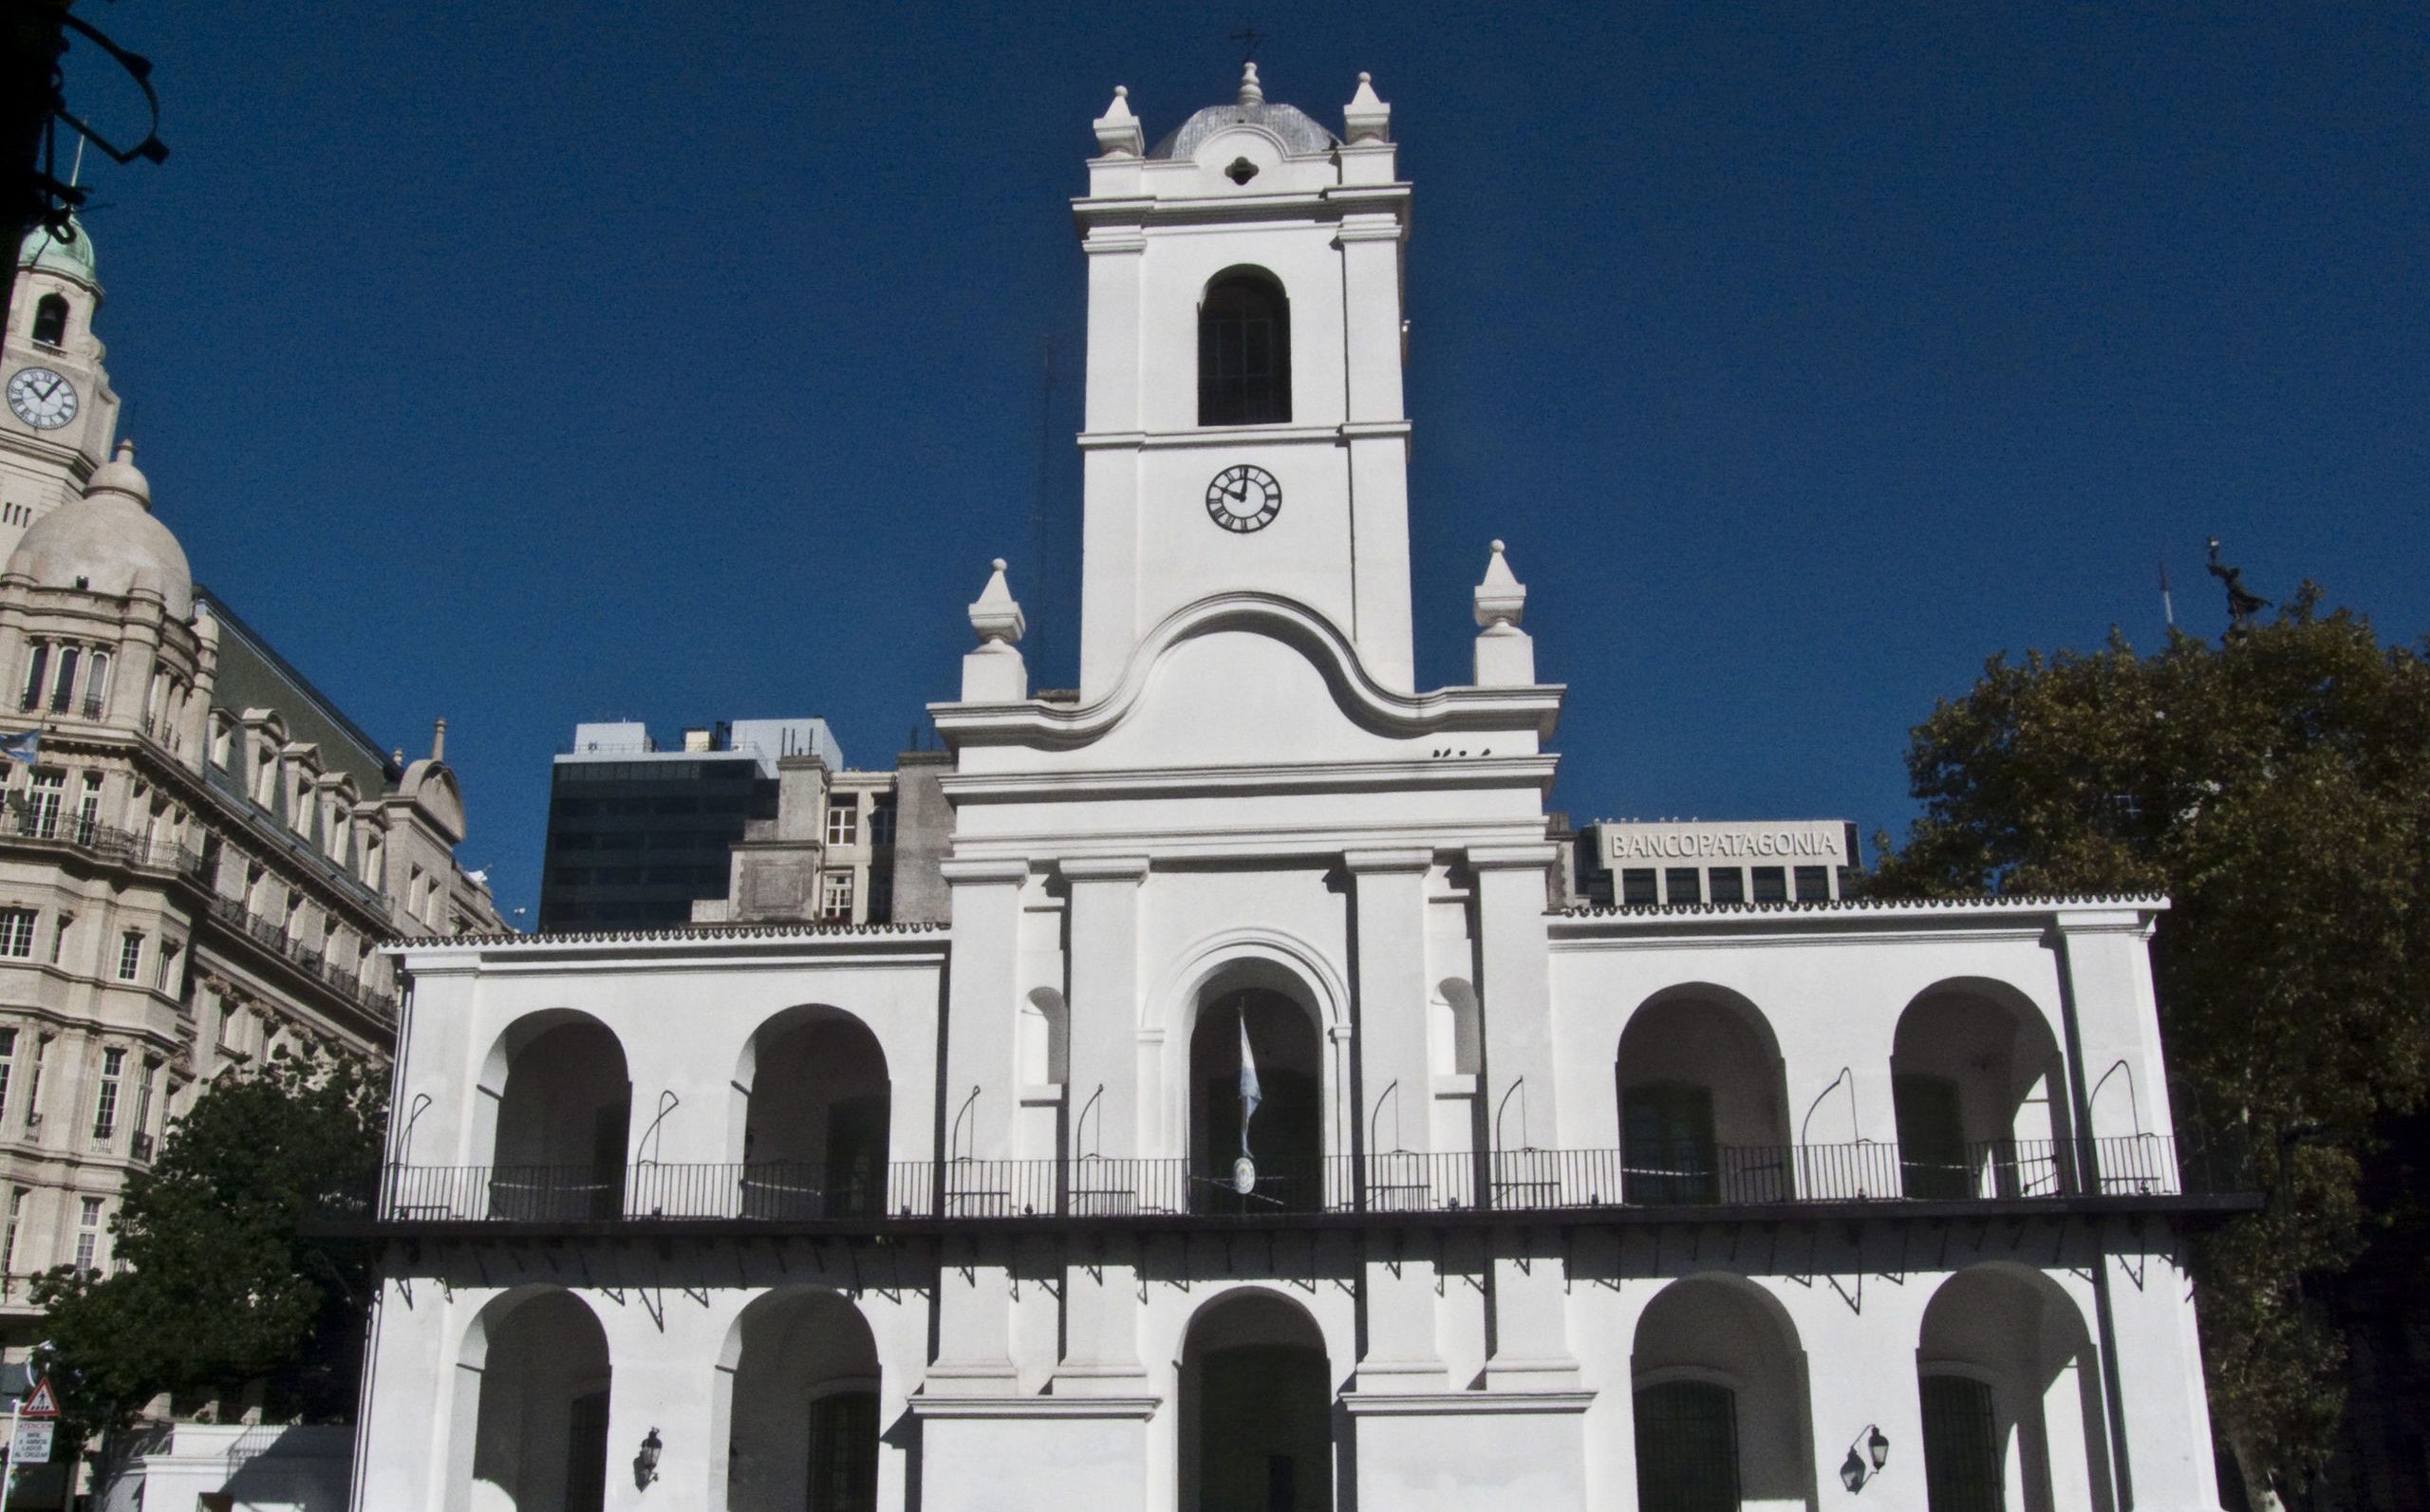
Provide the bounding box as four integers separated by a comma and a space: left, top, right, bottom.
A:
719, 1287, 883, 1512
454, 1287, 611, 1512
1631, 1275, 1814, 1512
1616, 989, 1792, 1204
736, 1007, 892, 1220
1892, 982, 2071, 1201
481, 1011, 631, 1221
1178, 1288, 1333, 1512
1916, 1266, 2113, 1512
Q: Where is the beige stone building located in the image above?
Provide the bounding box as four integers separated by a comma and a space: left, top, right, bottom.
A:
0, 221, 500, 1366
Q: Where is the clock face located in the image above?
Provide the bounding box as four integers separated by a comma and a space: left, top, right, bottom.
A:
6, 368, 78, 431
1206, 464, 1281, 533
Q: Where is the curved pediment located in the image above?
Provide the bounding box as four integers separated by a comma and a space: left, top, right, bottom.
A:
933, 592, 1560, 761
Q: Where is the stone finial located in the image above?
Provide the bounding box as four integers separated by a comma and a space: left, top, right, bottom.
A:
1472, 540, 1535, 686
431, 718, 448, 762
1238, 61, 1264, 106
1343, 70, 1391, 144
968, 558, 1026, 644
1473, 540, 1526, 629
1093, 84, 1145, 158
963, 559, 1029, 702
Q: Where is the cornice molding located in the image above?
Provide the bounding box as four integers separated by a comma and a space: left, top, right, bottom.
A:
931, 591, 1562, 752
940, 754, 1558, 804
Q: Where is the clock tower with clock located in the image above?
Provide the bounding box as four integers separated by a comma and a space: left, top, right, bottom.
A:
1075, 65, 1414, 694
3, 219, 122, 562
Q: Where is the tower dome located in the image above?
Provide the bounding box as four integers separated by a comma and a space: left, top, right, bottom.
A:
1148, 64, 1341, 159
4, 440, 193, 619
16, 217, 99, 290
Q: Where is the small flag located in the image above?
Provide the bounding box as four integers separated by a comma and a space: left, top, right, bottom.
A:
0, 730, 37, 766
1238, 1010, 1262, 1156
1234, 1009, 1262, 1194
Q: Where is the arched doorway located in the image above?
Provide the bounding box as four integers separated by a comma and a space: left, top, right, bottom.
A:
1179, 1290, 1333, 1512
488, 1014, 631, 1220
722, 1288, 882, 1512
1916, 1267, 2113, 1512
739, 1009, 891, 1220
1631, 1276, 1813, 1511
1892, 985, 2071, 1201
462, 1288, 612, 1512
1616, 991, 1793, 1204
1190, 988, 1323, 1214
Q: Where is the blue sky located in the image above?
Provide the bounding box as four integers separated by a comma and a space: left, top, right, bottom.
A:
53, 3, 2430, 920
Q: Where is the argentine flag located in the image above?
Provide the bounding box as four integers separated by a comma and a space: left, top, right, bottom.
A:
1233, 1009, 1262, 1194
0, 730, 37, 766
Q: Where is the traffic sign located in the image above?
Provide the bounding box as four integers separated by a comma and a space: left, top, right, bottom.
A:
8, 1421, 50, 1463
17, 1379, 54, 1419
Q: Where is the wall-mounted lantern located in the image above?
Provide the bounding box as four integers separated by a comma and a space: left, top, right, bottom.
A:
633, 1427, 663, 1489
1840, 1424, 1890, 1492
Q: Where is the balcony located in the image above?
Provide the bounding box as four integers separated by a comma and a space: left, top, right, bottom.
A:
339, 1136, 2252, 1235
197, 893, 399, 1025
1, 797, 191, 871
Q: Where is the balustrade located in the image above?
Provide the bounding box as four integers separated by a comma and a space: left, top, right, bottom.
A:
362, 1135, 2217, 1227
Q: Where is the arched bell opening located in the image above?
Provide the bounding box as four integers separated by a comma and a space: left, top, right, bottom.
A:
720, 1288, 883, 1512
1189, 985, 1323, 1214
458, 1288, 612, 1512
738, 1008, 892, 1220
1631, 1275, 1814, 1512
1177, 1289, 1334, 1512
484, 1012, 631, 1221
1892, 982, 2073, 1200
1198, 267, 1292, 426
1916, 1266, 2115, 1512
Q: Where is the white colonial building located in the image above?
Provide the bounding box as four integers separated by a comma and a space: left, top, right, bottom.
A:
350, 66, 2240, 1512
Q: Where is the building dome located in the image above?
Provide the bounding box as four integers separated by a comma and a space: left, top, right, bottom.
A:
5, 440, 193, 619
1149, 64, 1341, 159
16, 217, 98, 289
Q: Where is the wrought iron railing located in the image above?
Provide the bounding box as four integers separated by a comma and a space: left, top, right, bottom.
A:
2, 797, 185, 869
197, 892, 396, 1023
364, 1135, 2220, 1225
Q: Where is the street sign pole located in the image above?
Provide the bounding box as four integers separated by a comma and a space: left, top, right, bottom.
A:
0, 1395, 20, 1512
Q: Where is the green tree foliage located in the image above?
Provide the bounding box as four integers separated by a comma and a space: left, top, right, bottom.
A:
1869, 588, 2430, 1502
30, 1049, 384, 1431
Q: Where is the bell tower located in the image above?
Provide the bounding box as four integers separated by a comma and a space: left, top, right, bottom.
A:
1073, 66, 1412, 695
2, 220, 122, 563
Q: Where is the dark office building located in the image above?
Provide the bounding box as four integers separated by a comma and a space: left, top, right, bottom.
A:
537, 719, 838, 931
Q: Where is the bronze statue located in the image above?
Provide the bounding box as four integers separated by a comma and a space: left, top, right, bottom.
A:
2207, 537, 2270, 627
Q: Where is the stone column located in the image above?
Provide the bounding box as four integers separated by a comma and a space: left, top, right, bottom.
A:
1346, 847, 1445, 1389
1056, 857, 1150, 1394
1469, 843, 1579, 1389
600, 1292, 727, 1511
931, 857, 1029, 1394
2097, 1234, 2223, 1511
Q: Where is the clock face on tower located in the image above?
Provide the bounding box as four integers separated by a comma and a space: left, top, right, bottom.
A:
6, 368, 78, 430
1206, 464, 1281, 533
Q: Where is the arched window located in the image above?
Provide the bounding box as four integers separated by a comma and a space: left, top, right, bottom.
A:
30, 296, 67, 349
1199, 271, 1292, 425
1191, 987, 1323, 1213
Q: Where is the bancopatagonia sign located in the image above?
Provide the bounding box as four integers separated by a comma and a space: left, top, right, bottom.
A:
1597, 820, 1854, 871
